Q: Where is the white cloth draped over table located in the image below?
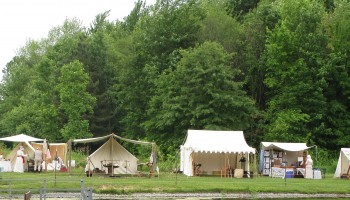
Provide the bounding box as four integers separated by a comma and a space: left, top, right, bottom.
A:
0, 161, 12, 172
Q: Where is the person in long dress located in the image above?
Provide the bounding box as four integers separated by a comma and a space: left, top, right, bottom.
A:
304, 155, 313, 179
13, 146, 27, 173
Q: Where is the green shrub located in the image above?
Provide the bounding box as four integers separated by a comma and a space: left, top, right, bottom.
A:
69, 150, 89, 168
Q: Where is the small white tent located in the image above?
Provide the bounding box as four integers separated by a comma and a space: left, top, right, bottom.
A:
334, 148, 350, 178
73, 133, 155, 175
259, 142, 314, 176
180, 130, 256, 176
0, 134, 44, 171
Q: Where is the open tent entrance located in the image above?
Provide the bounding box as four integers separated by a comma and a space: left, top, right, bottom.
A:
259, 142, 316, 178
70, 133, 157, 177
334, 148, 350, 178
0, 134, 44, 171
180, 130, 256, 177
32, 142, 67, 171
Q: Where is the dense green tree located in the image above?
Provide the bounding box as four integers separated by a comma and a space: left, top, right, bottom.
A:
25, 57, 61, 141
83, 12, 117, 136
241, 0, 279, 109
2, 0, 350, 157
264, 0, 329, 143
226, 0, 260, 21
145, 41, 258, 154
116, 0, 205, 139
0, 40, 45, 137
57, 60, 96, 140
319, 0, 350, 149
198, 0, 244, 54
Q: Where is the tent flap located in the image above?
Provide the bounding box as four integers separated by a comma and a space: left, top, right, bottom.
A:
334, 148, 350, 178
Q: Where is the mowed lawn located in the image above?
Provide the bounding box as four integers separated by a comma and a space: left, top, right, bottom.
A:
0, 170, 349, 195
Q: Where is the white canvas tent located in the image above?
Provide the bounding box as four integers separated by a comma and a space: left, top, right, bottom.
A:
259, 142, 313, 175
334, 148, 350, 178
0, 134, 44, 171
180, 130, 256, 176
72, 133, 156, 175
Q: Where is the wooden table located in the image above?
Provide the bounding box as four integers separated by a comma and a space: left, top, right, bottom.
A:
103, 163, 119, 175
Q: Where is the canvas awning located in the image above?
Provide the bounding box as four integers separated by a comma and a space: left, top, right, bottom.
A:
183, 130, 255, 154
0, 133, 44, 142
261, 142, 311, 152
73, 133, 154, 146
0, 133, 44, 152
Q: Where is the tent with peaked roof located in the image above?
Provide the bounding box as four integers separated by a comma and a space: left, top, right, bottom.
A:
0, 134, 44, 171
72, 133, 156, 175
180, 130, 256, 176
334, 148, 350, 178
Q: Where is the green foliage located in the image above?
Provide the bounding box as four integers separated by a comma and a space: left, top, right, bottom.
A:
0, 142, 11, 156
57, 60, 96, 139
264, 0, 329, 144
145, 41, 258, 154
70, 149, 89, 168
315, 148, 338, 172
1, 0, 350, 160
198, 0, 244, 54
226, 0, 260, 21
264, 109, 310, 142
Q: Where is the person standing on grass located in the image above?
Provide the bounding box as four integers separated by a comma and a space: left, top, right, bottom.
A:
304, 155, 313, 179
13, 146, 27, 173
34, 147, 43, 172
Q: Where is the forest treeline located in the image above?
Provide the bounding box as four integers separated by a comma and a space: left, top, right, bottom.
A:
0, 0, 349, 158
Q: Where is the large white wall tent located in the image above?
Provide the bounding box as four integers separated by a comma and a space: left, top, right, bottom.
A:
72, 133, 156, 176
180, 130, 256, 177
334, 148, 350, 178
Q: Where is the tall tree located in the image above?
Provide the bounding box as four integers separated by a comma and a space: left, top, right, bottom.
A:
320, 0, 350, 149
57, 60, 96, 140
83, 12, 117, 136
117, 0, 205, 139
145, 41, 258, 154
264, 0, 329, 143
0, 40, 45, 137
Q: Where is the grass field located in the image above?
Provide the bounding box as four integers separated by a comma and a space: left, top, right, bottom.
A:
0, 168, 349, 195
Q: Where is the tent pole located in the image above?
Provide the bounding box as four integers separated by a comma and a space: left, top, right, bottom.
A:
254, 153, 257, 178
247, 153, 250, 178
111, 136, 114, 177
68, 139, 72, 175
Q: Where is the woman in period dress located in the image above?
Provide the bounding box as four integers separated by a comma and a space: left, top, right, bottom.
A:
304, 155, 313, 179
13, 146, 27, 173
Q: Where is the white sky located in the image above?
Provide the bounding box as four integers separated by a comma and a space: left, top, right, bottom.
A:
0, 0, 155, 82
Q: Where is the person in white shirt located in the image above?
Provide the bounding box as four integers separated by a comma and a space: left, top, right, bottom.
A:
34, 147, 43, 172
